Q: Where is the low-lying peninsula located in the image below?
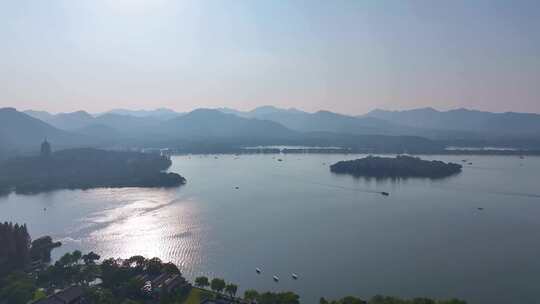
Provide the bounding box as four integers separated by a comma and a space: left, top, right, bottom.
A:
330, 155, 462, 178
0, 148, 185, 195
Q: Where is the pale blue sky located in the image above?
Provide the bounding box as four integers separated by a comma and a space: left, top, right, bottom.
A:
1, 0, 539, 114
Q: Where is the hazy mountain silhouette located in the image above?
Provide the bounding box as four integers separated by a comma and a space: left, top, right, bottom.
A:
10, 106, 540, 155
103, 108, 183, 120
217, 106, 307, 118
214, 107, 249, 117
160, 109, 295, 140
249, 105, 306, 117
0, 108, 89, 158
74, 124, 120, 140
154, 109, 442, 153
25, 110, 94, 130
366, 108, 540, 136
224, 106, 410, 136
24, 110, 55, 122
92, 113, 162, 135
24, 110, 165, 135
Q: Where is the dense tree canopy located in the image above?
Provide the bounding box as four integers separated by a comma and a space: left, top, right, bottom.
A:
0, 271, 36, 304
225, 283, 238, 297
195, 276, 210, 289
30, 236, 62, 262
0, 148, 186, 195
330, 155, 462, 179
210, 278, 226, 294
0, 222, 30, 276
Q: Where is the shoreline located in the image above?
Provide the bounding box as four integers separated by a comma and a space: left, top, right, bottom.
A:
161, 149, 540, 156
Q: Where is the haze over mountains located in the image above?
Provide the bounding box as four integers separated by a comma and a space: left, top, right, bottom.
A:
365, 108, 540, 136
1, 105, 539, 159
0, 108, 88, 159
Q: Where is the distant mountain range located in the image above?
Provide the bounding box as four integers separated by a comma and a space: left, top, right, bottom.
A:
365, 107, 540, 136
218, 106, 403, 136
25, 110, 95, 130
102, 108, 183, 120
0, 108, 89, 158
160, 109, 294, 140
2, 105, 538, 159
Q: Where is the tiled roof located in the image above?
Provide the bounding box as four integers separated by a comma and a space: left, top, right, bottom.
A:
54, 286, 84, 303
33, 297, 64, 304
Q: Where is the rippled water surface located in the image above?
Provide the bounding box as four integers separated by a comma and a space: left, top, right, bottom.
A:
2, 154, 540, 303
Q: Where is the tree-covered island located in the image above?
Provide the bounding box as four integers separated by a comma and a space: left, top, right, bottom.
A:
0, 147, 185, 195
330, 155, 462, 179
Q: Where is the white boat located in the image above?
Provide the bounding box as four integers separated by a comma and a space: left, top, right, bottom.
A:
273, 276, 279, 282
256, 268, 261, 274
292, 273, 298, 280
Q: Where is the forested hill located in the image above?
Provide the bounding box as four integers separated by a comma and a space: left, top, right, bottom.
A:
330, 155, 462, 179
0, 148, 185, 195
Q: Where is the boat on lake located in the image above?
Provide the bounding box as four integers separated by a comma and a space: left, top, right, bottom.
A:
256, 268, 261, 274
292, 273, 298, 280
381, 192, 390, 196
273, 276, 279, 282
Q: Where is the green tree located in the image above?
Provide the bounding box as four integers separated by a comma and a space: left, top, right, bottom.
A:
244, 289, 259, 302
30, 236, 61, 262
146, 257, 163, 274
195, 276, 210, 289
87, 287, 117, 304
440, 299, 467, 304
123, 277, 144, 299
258, 291, 300, 304
72, 250, 82, 264
225, 283, 238, 298
82, 251, 101, 265
0, 222, 31, 276
340, 296, 366, 304
32, 289, 47, 301
163, 262, 181, 275
210, 278, 226, 294
124, 255, 146, 270
58, 252, 73, 267
410, 298, 435, 304
0, 271, 36, 304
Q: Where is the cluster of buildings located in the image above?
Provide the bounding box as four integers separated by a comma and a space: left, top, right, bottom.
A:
32, 270, 190, 304
34, 286, 86, 304
135, 271, 191, 297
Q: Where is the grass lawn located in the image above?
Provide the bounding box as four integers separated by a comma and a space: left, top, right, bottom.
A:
181, 288, 213, 304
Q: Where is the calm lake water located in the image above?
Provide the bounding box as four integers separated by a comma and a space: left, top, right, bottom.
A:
1, 154, 540, 303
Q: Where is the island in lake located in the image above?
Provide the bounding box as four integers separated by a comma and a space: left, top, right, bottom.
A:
330, 155, 462, 179
0, 142, 185, 195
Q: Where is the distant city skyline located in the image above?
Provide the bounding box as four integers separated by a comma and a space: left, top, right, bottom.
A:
1, 0, 539, 115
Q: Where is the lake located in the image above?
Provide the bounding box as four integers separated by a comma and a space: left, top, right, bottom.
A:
1, 154, 539, 303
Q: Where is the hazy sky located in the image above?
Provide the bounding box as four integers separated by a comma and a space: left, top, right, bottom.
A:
1, 0, 539, 114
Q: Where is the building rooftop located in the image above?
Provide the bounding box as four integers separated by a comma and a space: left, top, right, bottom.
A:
54, 286, 84, 303
33, 286, 85, 304
33, 298, 63, 304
